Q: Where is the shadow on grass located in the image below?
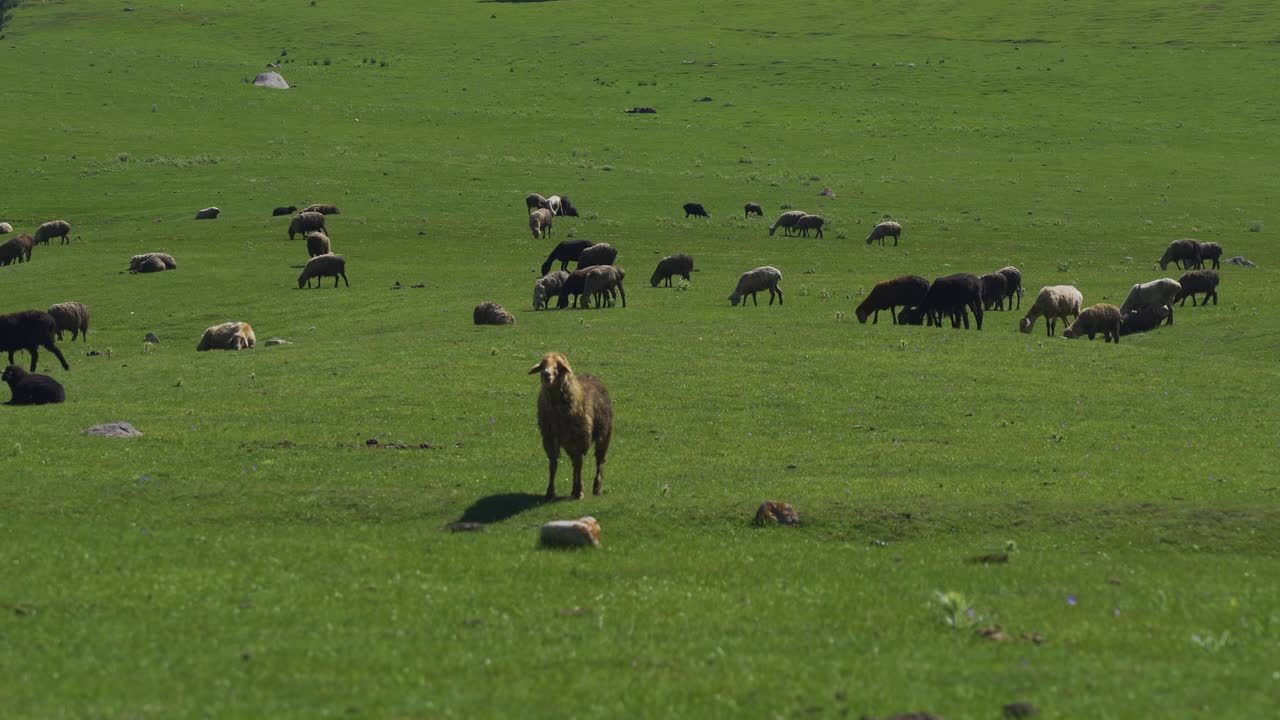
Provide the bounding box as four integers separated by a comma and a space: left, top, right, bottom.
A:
455, 492, 551, 525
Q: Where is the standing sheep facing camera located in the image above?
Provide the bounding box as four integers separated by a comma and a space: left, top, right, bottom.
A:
1063, 304, 1123, 343
288, 211, 327, 240
1119, 278, 1181, 326
530, 352, 614, 500
196, 322, 256, 351
650, 253, 694, 287
0, 310, 70, 372
865, 221, 902, 246
34, 220, 73, 246
1020, 285, 1082, 336
856, 275, 929, 325
3, 365, 66, 405
298, 254, 349, 288
47, 302, 90, 342
305, 231, 331, 258
794, 214, 825, 238
529, 208, 554, 239
730, 266, 783, 307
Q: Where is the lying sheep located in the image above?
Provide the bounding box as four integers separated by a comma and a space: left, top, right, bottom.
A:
0, 310, 70, 371
128, 252, 177, 273
583, 266, 626, 308
996, 266, 1024, 310
529, 208, 554, 239
1020, 285, 1083, 336
1158, 238, 1201, 271
288, 211, 326, 240
865, 221, 902, 246
33, 220, 73, 246
541, 240, 593, 275
856, 275, 929, 325
1119, 305, 1170, 336
530, 351, 614, 499
650, 253, 694, 287
47, 302, 90, 342
196, 321, 256, 351
1063, 303, 1122, 343
303, 203, 341, 215
683, 202, 710, 218
272, 205, 298, 217
474, 302, 516, 325
921, 273, 983, 329
297, 253, 349, 288
980, 272, 1009, 311
897, 306, 927, 325
534, 271, 569, 310
744, 202, 764, 219
794, 214, 825, 239
576, 242, 618, 270
0, 222, 11, 234
557, 268, 594, 309
194, 207, 220, 220
1119, 278, 1181, 326
769, 210, 807, 237
305, 231, 331, 258
1175, 269, 1219, 306
1197, 242, 1223, 270
730, 266, 783, 307
2, 365, 65, 405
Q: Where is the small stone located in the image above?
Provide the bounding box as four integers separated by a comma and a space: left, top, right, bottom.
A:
265, 337, 291, 346
83, 422, 143, 438
145, 332, 160, 343
977, 624, 1010, 642
754, 501, 800, 526
540, 516, 601, 547
365, 438, 379, 446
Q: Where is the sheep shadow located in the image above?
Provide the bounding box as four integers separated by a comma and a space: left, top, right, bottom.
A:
454, 492, 550, 525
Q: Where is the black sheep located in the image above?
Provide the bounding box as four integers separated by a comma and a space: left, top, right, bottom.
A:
1119, 306, 1169, 336
1175, 269, 1220, 306
744, 202, 764, 218
996, 266, 1024, 310
557, 268, 594, 309
557, 195, 580, 217
921, 273, 984, 330
980, 272, 1009, 311
0, 310, 70, 372
683, 202, 710, 219
2, 365, 65, 405
1197, 242, 1223, 270
856, 275, 929, 325
541, 240, 594, 276
272, 205, 298, 217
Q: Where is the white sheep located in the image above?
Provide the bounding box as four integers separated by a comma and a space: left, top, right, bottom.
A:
545, 195, 564, 216
1119, 278, 1181, 326
196, 321, 256, 351
769, 211, 806, 236
730, 266, 783, 307
529, 208, 554, 239
866, 221, 902, 246
0, 222, 13, 234
534, 270, 569, 310
1019, 285, 1083, 336
1063, 303, 1123, 343
297, 253, 349, 288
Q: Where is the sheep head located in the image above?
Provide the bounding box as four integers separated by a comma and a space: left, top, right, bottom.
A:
529, 352, 573, 388
2, 365, 23, 384
1019, 316, 1035, 334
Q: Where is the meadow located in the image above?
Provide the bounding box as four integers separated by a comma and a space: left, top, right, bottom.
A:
1, 1, 1278, 717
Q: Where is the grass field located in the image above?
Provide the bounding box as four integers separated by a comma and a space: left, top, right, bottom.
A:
1, 1, 1278, 718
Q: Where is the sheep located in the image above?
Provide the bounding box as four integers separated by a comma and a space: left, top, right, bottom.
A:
996, 266, 1024, 310
1119, 305, 1170, 336
1063, 304, 1123, 343
897, 306, 927, 325
557, 268, 594, 309
128, 252, 177, 273
0, 310, 70, 371
0, 222, 11, 234
683, 202, 710, 218
33, 220, 72, 246
794, 214, 825, 238
533, 270, 569, 310
272, 205, 298, 217
1158, 239, 1201, 271
541, 240, 593, 275
545, 195, 564, 216
744, 202, 764, 219
729, 266, 783, 307
1119, 278, 1181, 326
0, 238, 29, 266
525, 193, 549, 213
1197, 242, 1223, 270
582, 266, 626, 308
576, 242, 618, 270
920, 273, 984, 329
1020, 285, 1083, 337
769, 210, 807, 237
865, 221, 902, 246
856, 275, 929, 325
529, 208, 554, 239
305, 231, 331, 258
529, 351, 614, 500
650, 253, 694, 287
194, 207, 220, 220
1175, 269, 1219, 306
980, 272, 1009, 311
557, 195, 580, 217
2, 365, 65, 405
196, 321, 256, 351
474, 302, 516, 325
303, 203, 341, 215
13, 234, 35, 260
297, 253, 349, 288
47, 302, 90, 342
288, 211, 326, 240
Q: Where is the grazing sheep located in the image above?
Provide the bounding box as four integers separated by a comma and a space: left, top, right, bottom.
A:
33, 220, 73, 246
0, 237, 29, 266
1197, 242, 1223, 270
583, 266, 626, 308
303, 203, 341, 215
474, 302, 516, 325
683, 202, 710, 219
557, 195, 580, 217
856, 275, 929, 325
545, 195, 564, 216
2, 365, 65, 405
297, 253, 349, 288
529, 352, 614, 500
557, 268, 594, 309
1119, 305, 1170, 336
1020, 285, 1083, 336
1175, 269, 1219, 306
865, 221, 902, 246
730, 266, 784, 307
576, 242, 618, 270
541, 240, 593, 275
288, 211, 326, 240
769, 210, 807, 237
525, 193, 549, 213
1158, 238, 1201, 271
794, 214, 825, 239
272, 205, 298, 217
47, 302, 90, 342
194, 207, 220, 220
196, 321, 256, 351
529, 208, 554, 239
980, 272, 1009, 311
996, 266, 1024, 310
305, 231, 331, 258
650, 253, 694, 287
533, 270, 569, 310
1119, 278, 1181, 326
744, 202, 764, 219
1063, 304, 1123, 343
0, 222, 11, 234
0, 310, 70, 371
128, 252, 177, 273
920, 273, 984, 329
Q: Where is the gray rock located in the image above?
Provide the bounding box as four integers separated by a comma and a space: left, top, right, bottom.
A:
84, 422, 143, 438
253, 72, 289, 90
265, 337, 292, 346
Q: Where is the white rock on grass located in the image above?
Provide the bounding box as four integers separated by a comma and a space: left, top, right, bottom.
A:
540, 516, 601, 548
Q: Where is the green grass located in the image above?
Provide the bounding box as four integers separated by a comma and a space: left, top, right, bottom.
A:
1, 1, 1278, 718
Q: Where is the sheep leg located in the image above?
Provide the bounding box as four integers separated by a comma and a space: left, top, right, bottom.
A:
972, 302, 983, 331
1046, 317, 1055, 337
618, 283, 626, 308
570, 454, 585, 500
873, 309, 880, 325
341, 272, 349, 287
544, 447, 560, 499
774, 286, 783, 305
751, 291, 758, 306
1166, 305, 1174, 326
27, 347, 38, 372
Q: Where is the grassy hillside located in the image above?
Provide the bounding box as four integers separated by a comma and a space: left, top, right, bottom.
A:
1, 2, 1277, 718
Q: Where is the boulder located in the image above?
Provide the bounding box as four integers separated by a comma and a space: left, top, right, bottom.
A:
754, 501, 800, 526
83, 422, 143, 438
253, 72, 289, 90
540, 516, 601, 548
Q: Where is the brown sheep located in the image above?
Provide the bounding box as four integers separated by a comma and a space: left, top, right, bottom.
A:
794, 214, 825, 238
529, 208, 554, 239
288, 211, 326, 240
305, 231, 331, 258
529, 352, 614, 500
34, 220, 73, 246
47, 302, 90, 342
474, 302, 516, 325
1063, 303, 1122, 343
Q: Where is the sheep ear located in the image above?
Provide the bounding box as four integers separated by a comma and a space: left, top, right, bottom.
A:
528, 360, 545, 375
